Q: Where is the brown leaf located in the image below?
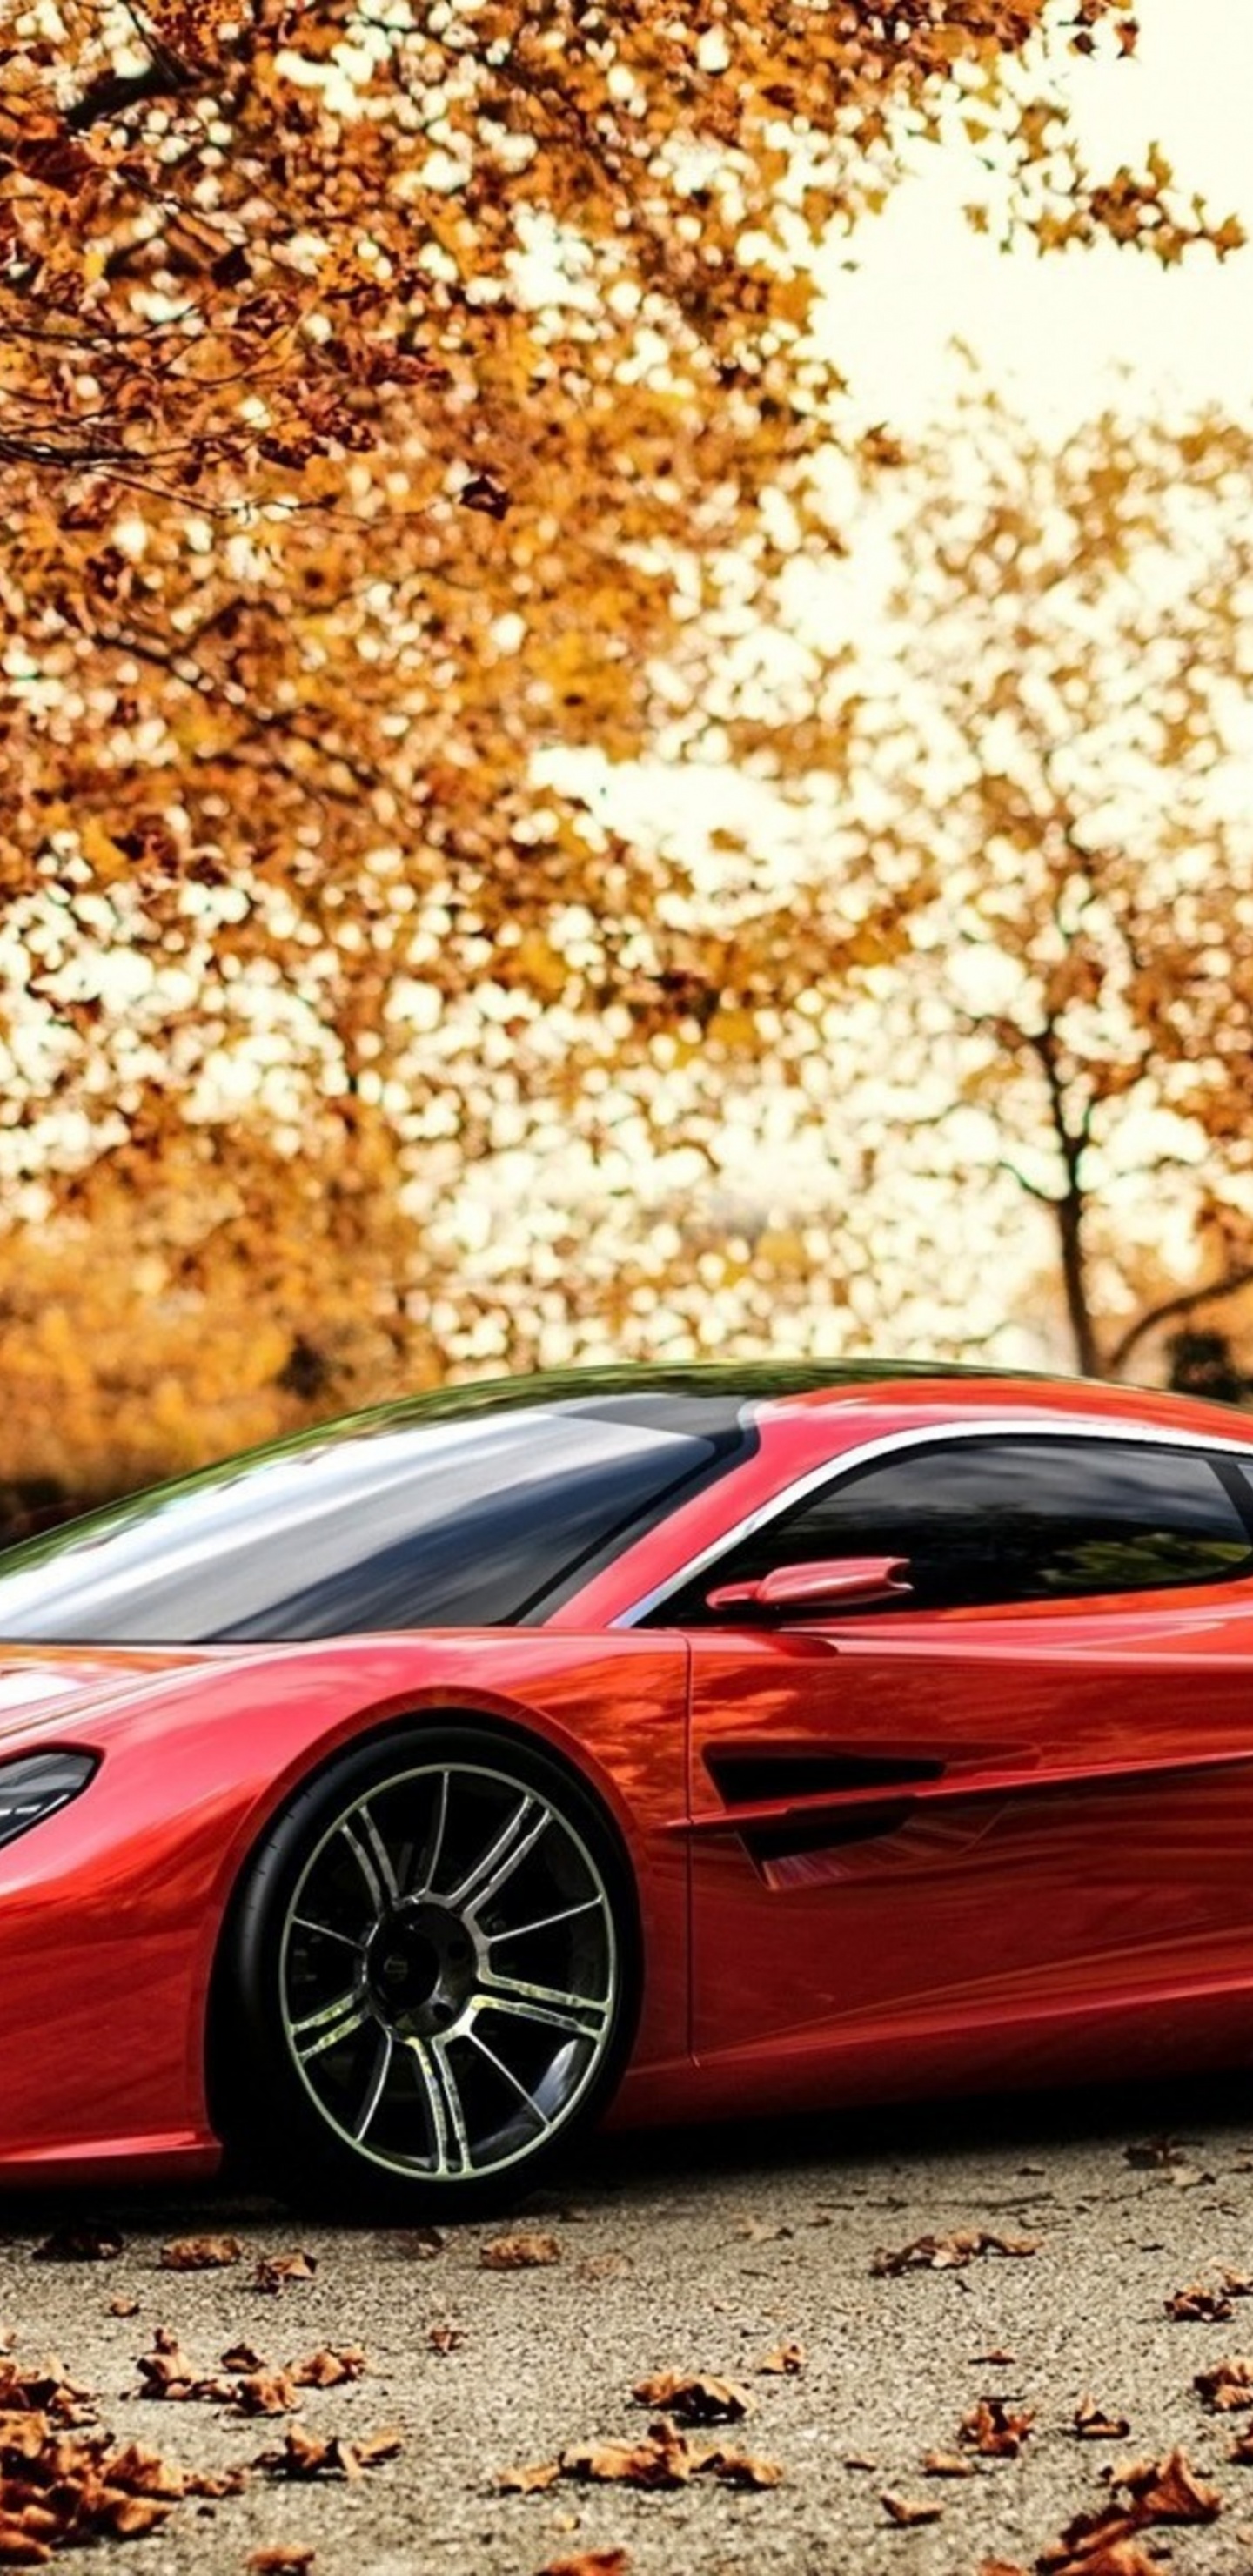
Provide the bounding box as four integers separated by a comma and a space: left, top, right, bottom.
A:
1168, 2282, 1232, 2320
872, 2229, 1037, 2276
388, 2229, 444, 2263
1195, 2356, 1253, 2411
922, 2451, 974, 2476
630, 2372, 753, 2425
755, 2341, 805, 2375
459, 472, 511, 520
290, 2349, 365, 2390
1073, 2394, 1131, 2440
495, 2460, 562, 2494
1111, 2445, 1222, 2522
231, 2371, 301, 2418
252, 2252, 317, 2293
881, 2491, 942, 2526
534, 2556, 630, 2576
960, 2396, 1034, 2458
107, 2298, 140, 2319
703, 2445, 782, 2489
158, 2236, 241, 2271
574, 2254, 633, 2283
220, 2344, 266, 2373
561, 2422, 697, 2490
427, 2324, 464, 2354
258, 2425, 398, 2480
479, 2235, 561, 2271
31, 2224, 124, 2264
247, 2553, 317, 2574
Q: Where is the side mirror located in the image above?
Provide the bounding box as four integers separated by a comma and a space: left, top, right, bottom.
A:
705, 1556, 913, 1615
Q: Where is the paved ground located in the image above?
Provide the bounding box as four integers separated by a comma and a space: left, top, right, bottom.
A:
8, 2074, 1253, 2573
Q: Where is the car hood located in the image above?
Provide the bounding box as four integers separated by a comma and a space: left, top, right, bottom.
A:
0, 1643, 228, 1746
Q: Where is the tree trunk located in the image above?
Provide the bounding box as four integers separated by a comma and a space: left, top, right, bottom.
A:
1055, 1182, 1102, 1378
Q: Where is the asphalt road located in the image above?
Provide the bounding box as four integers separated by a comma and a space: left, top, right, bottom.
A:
7, 2074, 1253, 2575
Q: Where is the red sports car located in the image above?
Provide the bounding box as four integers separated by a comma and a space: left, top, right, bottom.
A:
2, 1358, 1252, 2215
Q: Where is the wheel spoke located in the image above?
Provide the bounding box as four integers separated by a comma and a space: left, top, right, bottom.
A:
412, 1770, 450, 1898
352, 2029, 395, 2141
448, 1794, 551, 1915
291, 1987, 372, 2061
486, 1896, 603, 1945
464, 2026, 551, 2134
340, 1803, 399, 1912
292, 1915, 364, 1954
473, 1970, 609, 2039
405, 2034, 472, 2176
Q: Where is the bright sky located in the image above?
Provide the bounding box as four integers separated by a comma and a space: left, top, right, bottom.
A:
826, 0, 1253, 432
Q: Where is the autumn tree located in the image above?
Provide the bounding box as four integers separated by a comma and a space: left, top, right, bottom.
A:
0, 0, 1244, 1498
776, 392, 1253, 1378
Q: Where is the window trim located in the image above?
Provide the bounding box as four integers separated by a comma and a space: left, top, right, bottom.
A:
614, 1414, 1253, 1627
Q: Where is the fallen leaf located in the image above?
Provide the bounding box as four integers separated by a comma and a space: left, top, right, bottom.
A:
704, 2445, 782, 2489
1073, 2394, 1131, 2440
221, 2344, 266, 2373
960, 2396, 1034, 2458
427, 2324, 463, 2355
107, 2298, 140, 2319
574, 2254, 633, 2283
1111, 2446, 1222, 2522
495, 2460, 562, 2495
290, 2349, 365, 2390
872, 2229, 1038, 2276
881, 2491, 942, 2525
922, 2450, 974, 2477
252, 2252, 318, 2293
972, 2349, 1016, 2365
561, 2424, 695, 2491
246, 2552, 316, 2574
1196, 2357, 1253, 2412
258, 2425, 400, 2480
231, 2371, 301, 2418
534, 2556, 630, 2576
1167, 2283, 1232, 2321
630, 2372, 753, 2425
843, 2452, 879, 2469
755, 2341, 804, 2376
480, 2235, 561, 2271
735, 2216, 794, 2243
388, 2229, 443, 2263
31, 2224, 124, 2264
158, 2237, 241, 2272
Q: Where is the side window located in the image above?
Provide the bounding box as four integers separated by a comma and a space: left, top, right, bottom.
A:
661, 1438, 1253, 1622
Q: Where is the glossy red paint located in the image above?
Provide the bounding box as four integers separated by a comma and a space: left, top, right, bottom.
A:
4, 1370, 1253, 2184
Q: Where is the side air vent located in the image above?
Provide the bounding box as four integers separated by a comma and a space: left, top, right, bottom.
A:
705, 1748, 944, 1805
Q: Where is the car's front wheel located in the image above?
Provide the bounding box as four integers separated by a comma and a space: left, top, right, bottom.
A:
218, 1723, 638, 2216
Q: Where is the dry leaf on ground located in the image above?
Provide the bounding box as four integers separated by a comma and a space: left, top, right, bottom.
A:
1195, 2357, 1253, 2412
534, 2554, 630, 2576
495, 2460, 563, 2495
1167, 2283, 1232, 2321
290, 2350, 365, 2390
159, 2237, 241, 2272
922, 2450, 974, 2477
427, 2324, 463, 2355
575, 2254, 633, 2284
960, 2397, 1035, 2458
881, 2490, 942, 2526
258, 2426, 401, 2482
107, 2298, 140, 2320
1110, 2448, 1222, 2522
1073, 2395, 1130, 2440
252, 2253, 318, 2293
872, 2229, 1038, 2276
755, 2342, 804, 2376
246, 2551, 316, 2573
631, 2372, 753, 2425
506, 2419, 783, 2495
479, 2235, 561, 2271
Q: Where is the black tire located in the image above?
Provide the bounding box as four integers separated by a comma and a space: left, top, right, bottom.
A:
212, 1721, 640, 2219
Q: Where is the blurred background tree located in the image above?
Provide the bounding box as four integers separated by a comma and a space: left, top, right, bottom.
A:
1, 0, 1250, 1515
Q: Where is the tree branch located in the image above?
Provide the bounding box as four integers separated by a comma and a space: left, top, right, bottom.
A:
1108, 1267, 1253, 1377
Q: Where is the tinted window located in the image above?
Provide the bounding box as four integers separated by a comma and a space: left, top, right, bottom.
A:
665, 1437, 1253, 1620
0, 1398, 747, 1643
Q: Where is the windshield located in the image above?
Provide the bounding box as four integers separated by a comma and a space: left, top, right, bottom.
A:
0, 1392, 747, 1642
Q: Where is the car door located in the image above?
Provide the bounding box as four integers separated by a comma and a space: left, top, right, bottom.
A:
676, 1429, 1253, 2092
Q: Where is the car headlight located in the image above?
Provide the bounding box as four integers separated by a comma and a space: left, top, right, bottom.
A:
0, 1751, 97, 1851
